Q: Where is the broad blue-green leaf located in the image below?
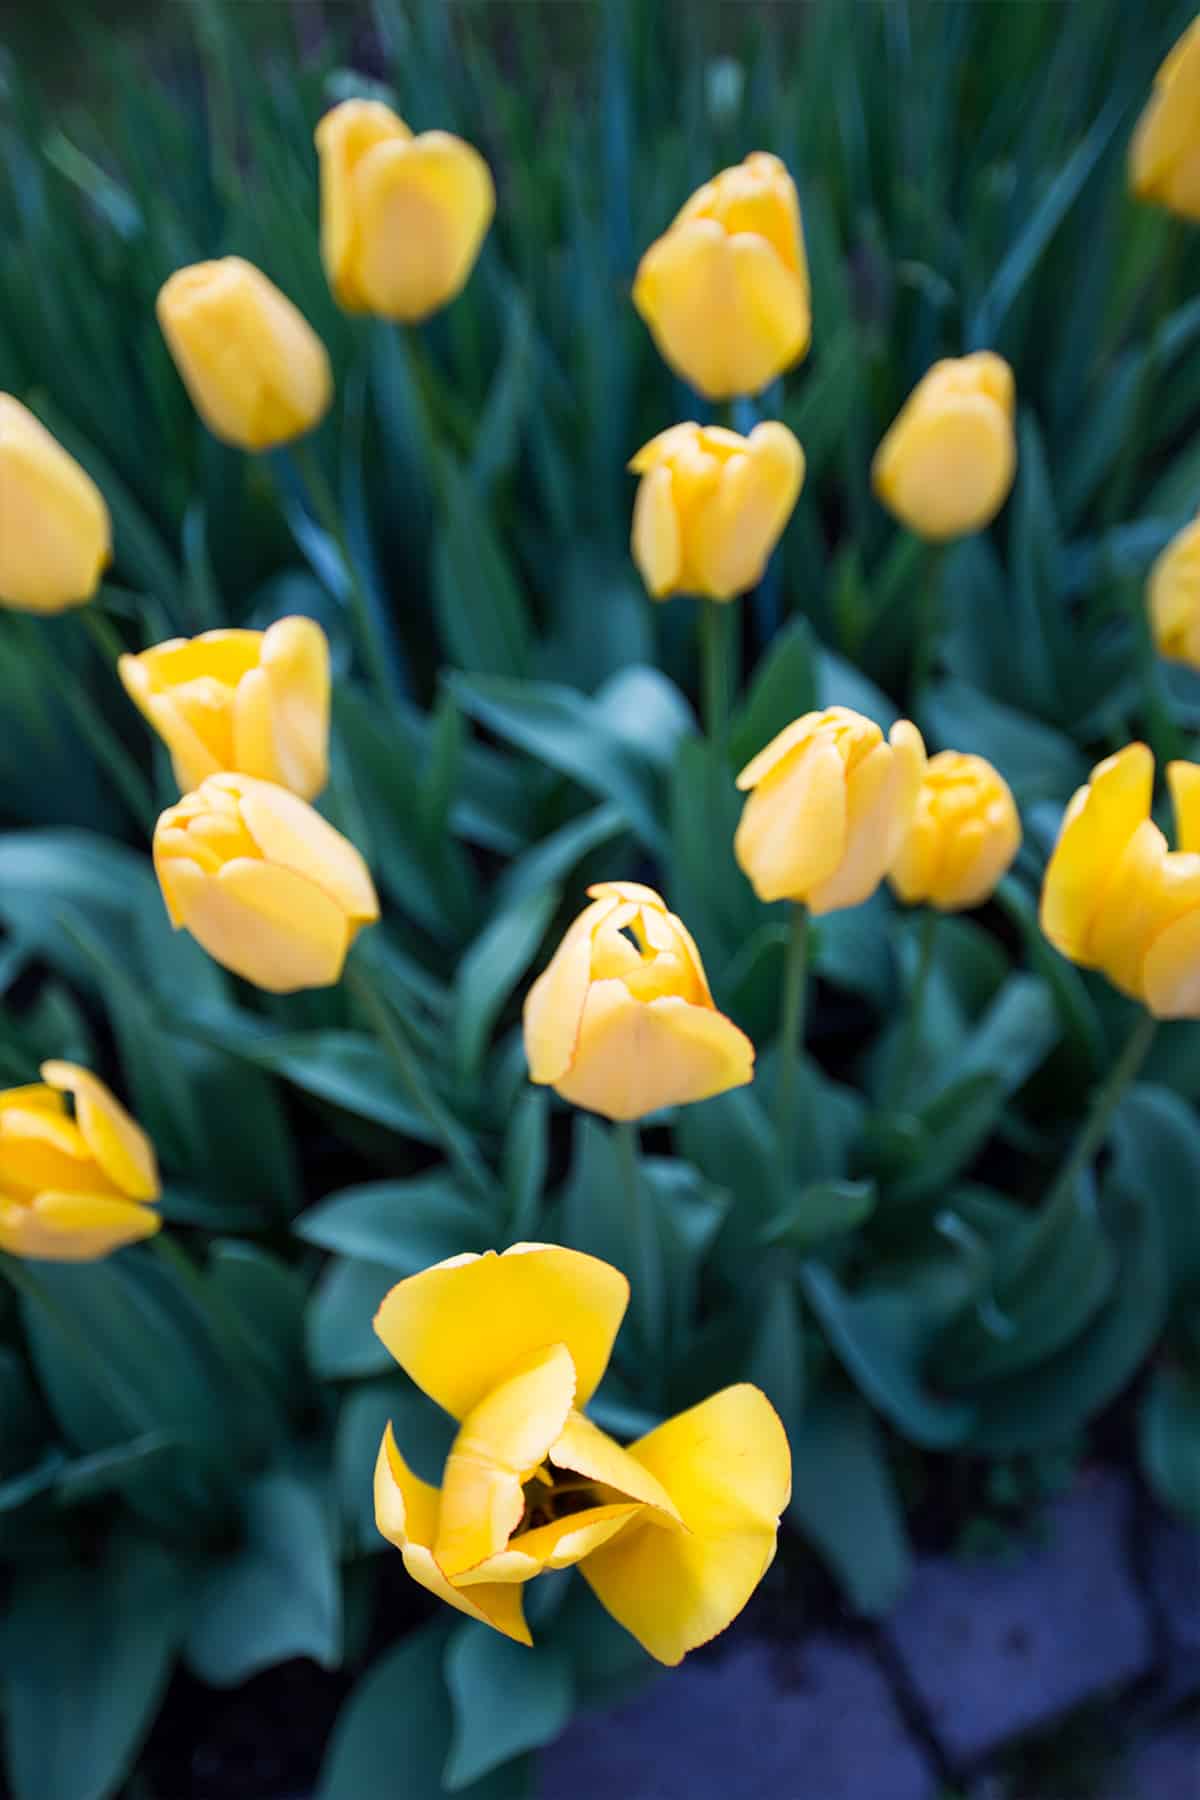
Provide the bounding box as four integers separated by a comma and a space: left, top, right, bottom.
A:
454, 886, 558, 1076
1110, 1082, 1200, 1299
296, 1175, 487, 1270
335, 1375, 453, 1552
763, 1178, 877, 1248
1140, 1365, 1200, 1526
307, 1258, 400, 1381
787, 1388, 913, 1618
444, 1623, 574, 1790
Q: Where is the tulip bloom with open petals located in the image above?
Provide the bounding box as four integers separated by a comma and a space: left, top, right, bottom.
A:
154, 773, 378, 993
373, 1243, 790, 1664
315, 99, 495, 322
120, 618, 330, 800
157, 258, 332, 452
1130, 15, 1200, 222
1148, 513, 1200, 669
633, 152, 810, 399
872, 353, 1017, 542
735, 707, 926, 913
523, 882, 754, 1121
0, 396, 111, 614
1040, 742, 1200, 1017
0, 1062, 159, 1262
629, 421, 804, 602
890, 751, 1021, 912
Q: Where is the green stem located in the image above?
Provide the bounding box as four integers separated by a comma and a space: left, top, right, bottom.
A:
345, 960, 495, 1205
700, 599, 731, 743
887, 910, 939, 1109
910, 542, 945, 703
614, 1118, 662, 1359
774, 904, 810, 1173
1044, 1010, 1158, 1212
289, 441, 394, 707
150, 1234, 277, 1453
2, 1255, 148, 1432
22, 613, 157, 834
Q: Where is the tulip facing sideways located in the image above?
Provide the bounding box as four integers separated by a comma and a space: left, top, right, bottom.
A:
154, 773, 378, 993
157, 258, 332, 452
1041, 742, 1200, 1017
0, 1062, 159, 1262
629, 421, 805, 602
633, 152, 810, 399
523, 882, 754, 1121
872, 353, 1016, 542
120, 618, 330, 800
0, 396, 111, 614
315, 98, 495, 322
890, 750, 1021, 912
735, 706, 926, 913
374, 1243, 791, 1664
1148, 512, 1200, 670
1130, 15, 1200, 222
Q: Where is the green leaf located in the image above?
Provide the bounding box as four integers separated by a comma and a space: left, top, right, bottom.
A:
433, 453, 532, 678
454, 886, 558, 1076
786, 1387, 913, 1618
502, 1088, 549, 1244
307, 1258, 400, 1381
763, 1178, 877, 1248
335, 1375, 453, 1553
1109, 1082, 1200, 1299
296, 1175, 487, 1271
443, 1623, 574, 1790
729, 617, 818, 770
1140, 1365, 1200, 1526
920, 679, 1085, 803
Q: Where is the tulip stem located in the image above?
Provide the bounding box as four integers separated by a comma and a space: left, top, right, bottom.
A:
290, 441, 395, 710
614, 1120, 664, 1362
886, 910, 939, 1110
1044, 1010, 1158, 1213
774, 904, 810, 1174
700, 599, 732, 744
910, 543, 946, 703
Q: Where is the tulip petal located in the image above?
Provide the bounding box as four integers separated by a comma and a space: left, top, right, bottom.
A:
552, 983, 754, 1121
550, 1410, 682, 1524
233, 776, 378, 922
374, 1425, 531, 1646
41, 1062, 159, 1200
634, 219, 734, 399
733, 735, 847, 904
373, 1243, 629, 1420
128, 630, 261, 689
727, 231, 812, 386
1143, 904, 1200, 1018
1040, 744, 1154, 963
1087, 819, 1170, 997
351, 132, 495, 322
631, 464, 682, 598
257, 615, 330, 798
13, 1191, 161, 1262
162, 856, 350, 993
1169, 761, 1200, 854
873, 394, 1015, 541
315, 99, 411, 309
455, 1503, 642, 1585
0, 396, 111, 613
523, 896, 619, 1083
687, 424, 805, 600
0, 1102, 101, 1198
581, 1385, 790, 1666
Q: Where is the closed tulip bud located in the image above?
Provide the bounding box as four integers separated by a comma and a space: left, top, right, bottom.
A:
157, 259, 332, 451
629, 421, 804, 602
120, 617, 330, 800
1148, 513, 1200, 668
735, 706, 926, 913
1041, 742, 1200, 1017
890, 751, 1022, 912
315, 99, 495, 322
0, 396, 110, 614
374, 1243, 790, 1664
633, 152, 810, 399
523, 881, 754, 1121
0, 1062, 159, 1262
1130, 16, 1200, 222
154, 773, 378, 993
872, 353, 1017, 541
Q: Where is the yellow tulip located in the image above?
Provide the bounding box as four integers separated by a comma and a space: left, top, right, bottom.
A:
1130, 16, 1200, 221
890, 750, 1022, 912
872, 353, 1017, 541
0, 1062, 159, 1262
315, 98, 495, 322
522, 881, 754, 1121
119, 617, 330, 800
0, 396, 110, 614
1148, 513, 1200, 668
1040, 742, 1200, 1017
633, 152, 811, 399
629, 421, 805, 602
153, 773, 378, 993
373, 1243, 791, 1664
735, 706, 926, 913
157, 258, 332, 451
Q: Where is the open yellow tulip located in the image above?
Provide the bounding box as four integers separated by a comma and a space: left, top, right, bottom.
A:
890, 750, 1021, 912
1130, 15, 1200, 222
153, 773, 378, 993
0, 396, 111, 614
373, 1243, 791, 1664
633, 152, 810, 399
872, 353, 1016, 541
629, 421, 805, 602
0, 1062, 159, 1262
120, 618, 330, 800
735, 707, 926, 913
523, 882, 754, 1121
1148, 512, 1200, 669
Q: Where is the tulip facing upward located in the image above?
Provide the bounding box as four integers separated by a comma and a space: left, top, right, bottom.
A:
154, 773, 378, 993
629, 421, 805, 602
0, 396, 111, 614
1130, 15, 1200, 222
373, 1242, 791, 1664
1040, 742, 1200, 1017
890, 750, 1022, 912
633, 152, 811, 399
872, 353, 1016, 541
1148, 513, 1200, 669
120, 618, 330, 800
315, 99, 495, 322
735, 707, 926, 913
157, 258, 332, 452
0, 1062, 159, 1262
523, 882, 754, 1121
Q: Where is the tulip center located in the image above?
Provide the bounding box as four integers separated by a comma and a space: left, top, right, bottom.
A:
519, 1467, 602, 1533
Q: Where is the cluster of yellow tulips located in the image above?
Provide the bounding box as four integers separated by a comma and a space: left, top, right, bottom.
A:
1, 18, 1199, 1663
